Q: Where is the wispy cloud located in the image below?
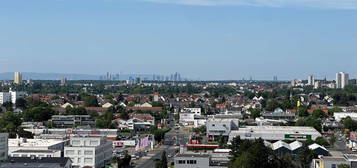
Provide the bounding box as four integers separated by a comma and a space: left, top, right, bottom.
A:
143, 0, 357, 9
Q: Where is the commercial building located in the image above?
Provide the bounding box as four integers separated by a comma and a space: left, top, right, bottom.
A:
0, 157, 72, 168
51, 115, 95, 128
261, 111, 296, 121
228, 126, 321, 143
311, 153, 357, 168
206, 118, 239, 141
336, 72, 349, 89
24, 128, 118, 140
0, 133, 8, 161
14, 72, 22, 84
174, 153, 228, 168
64, 136, 112, 168
10, 149, 61, 158
8, 138, 65, 155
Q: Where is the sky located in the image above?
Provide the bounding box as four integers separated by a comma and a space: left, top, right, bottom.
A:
1, 0, 357, 80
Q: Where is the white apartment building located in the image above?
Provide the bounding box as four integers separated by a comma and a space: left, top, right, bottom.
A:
0, 90, 26, 104
182, 108, 202, 116
336, 72, 349, 89
0, 92, 11, 104
308, 75, 315, 86
64, 136, 112, 168
0, 133, 8, 161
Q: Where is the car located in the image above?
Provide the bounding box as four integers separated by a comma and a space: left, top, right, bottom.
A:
352, 148, 357, 152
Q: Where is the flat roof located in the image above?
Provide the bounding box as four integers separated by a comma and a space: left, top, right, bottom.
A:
9, 139, 64, 147
321, 157, 347, 162
176, 154, 210, 158
12, 150, 59, 153
231, 126, 321, 135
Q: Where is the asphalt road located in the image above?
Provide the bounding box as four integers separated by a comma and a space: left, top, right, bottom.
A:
135, 111, 182, 168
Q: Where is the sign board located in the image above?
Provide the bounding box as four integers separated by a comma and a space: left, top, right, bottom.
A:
284, 134, 312, 140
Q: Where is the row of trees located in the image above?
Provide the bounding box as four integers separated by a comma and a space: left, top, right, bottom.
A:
229, 137, 314, 168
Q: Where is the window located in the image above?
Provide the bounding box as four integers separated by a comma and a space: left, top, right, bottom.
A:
331, 164, 336, 168
78, 158, 81, 163
212, 124, 215, 127
84, 150, 93, 155
187, 160, 197, 164
72, 140, 80, 146
78, 150, 82, 155
178, 160, 186, 164
66, 150, 75, 155
90, 140, 98, 146
84, 158, 93, 163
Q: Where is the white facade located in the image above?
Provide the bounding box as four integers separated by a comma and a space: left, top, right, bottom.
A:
334, 112, 357, 122
10, 91, 26, 104
206, 118, 239, 137
0, 133, 8, 161
0, 91, 26, 104
336, 72, 349, 89
10, 149, 61, 158
183, 108, 202, 116
179, 113, 195, 126
8, 138, 64, 154
228, 126, 321, 143
308, 75, 315, 86
0, 92, 11, 104
64, 136, 112, 168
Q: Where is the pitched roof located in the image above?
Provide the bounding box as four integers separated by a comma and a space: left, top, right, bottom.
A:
272, 140, 291, 150
309, 143, 328, 151
289, 141, 303, 151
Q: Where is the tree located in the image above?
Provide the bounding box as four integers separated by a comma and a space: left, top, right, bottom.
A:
65, 107, 87, 115
338, 164, 350, 168
2, 102, 13, 111
315, 137, 330, 147
23, 107, 55, 122
0, 111, 22, 138
113, 154, 131, 168
83, 96, 99, 107
298, 144, 314, 168
342, 117, 357, 131
296, 117, 322, 132
161, 151, 168, 168
229, 138, 271, 168
297, 107, 309, 117
330, 135, 336, 148
15, 98, 27, 109
250, 109, 261, 119
312, 110, 327, 119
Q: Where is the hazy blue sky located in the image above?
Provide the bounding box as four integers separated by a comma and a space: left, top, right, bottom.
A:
1, 0, 357, 80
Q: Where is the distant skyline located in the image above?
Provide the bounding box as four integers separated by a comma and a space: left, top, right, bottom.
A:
1, 0, 357, 80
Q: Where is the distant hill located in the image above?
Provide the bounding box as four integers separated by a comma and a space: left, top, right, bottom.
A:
0, 72, 154, 80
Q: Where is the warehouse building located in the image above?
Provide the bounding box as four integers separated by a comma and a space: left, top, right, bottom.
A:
228, 126, 321, 143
